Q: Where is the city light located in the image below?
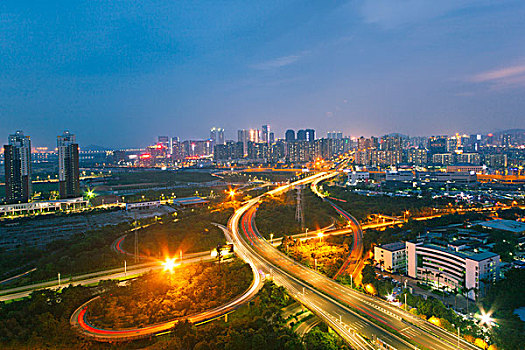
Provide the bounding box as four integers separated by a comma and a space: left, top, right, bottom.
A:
365, 283, 376, 295
478, 309, 495, 327
162, 257, 179, 273
386, 293, 395, 302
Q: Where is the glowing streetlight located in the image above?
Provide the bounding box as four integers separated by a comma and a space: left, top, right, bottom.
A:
317, 231, 324, 243
386, 293, 394, 302
478, 310, 494, 327
85, 189, 95, 199
270, 233, 274, 244
162, 257, 179, 273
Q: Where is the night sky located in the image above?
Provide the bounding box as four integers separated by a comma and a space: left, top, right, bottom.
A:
1, 1, 525, 148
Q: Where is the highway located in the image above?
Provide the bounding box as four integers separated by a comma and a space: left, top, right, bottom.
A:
1, 253, 209, 302
230, 171, 480, 350
70, 246, 263, 342
326, 198, 365, 282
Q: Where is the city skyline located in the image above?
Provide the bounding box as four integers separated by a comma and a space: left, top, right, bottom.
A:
1, 1, 525, 148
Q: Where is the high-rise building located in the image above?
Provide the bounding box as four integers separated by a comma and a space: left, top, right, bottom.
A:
297, 129, 306, 141
248, 129, 259, 143
238, 129, 249, 157
428, 136, 448, 155
158, 136, 169, 147
210, 127, 225, 146
285, 129, 295, 142
327, 131, 343, 140
57, 131, 80, 199
261, 125, 270, 144
269, 132, 275, 144
4, 131, 32, 204
171, 137, 182, 160
305, 129, 315, 142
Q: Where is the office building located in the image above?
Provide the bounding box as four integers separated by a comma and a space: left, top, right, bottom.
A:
261, 125, 270, 144
4, 131, 32, 204
57, 131, 81, 199
269, 132, 275, 144
374, 242, 406, 273
406, 241, 499, 300
238, 129, 249, 156
210, 127, 225, 146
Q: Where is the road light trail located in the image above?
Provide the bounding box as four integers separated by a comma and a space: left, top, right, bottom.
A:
70, 247, 263, 341
230, 171, 480, 350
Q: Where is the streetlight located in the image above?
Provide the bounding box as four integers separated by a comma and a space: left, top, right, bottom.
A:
318, 231, 324, 243
478, 310, 494, 327
270, 233, 274, 244
162, 257, 179, 273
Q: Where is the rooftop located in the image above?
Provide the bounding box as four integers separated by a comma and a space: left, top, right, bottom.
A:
379, 241, 406, 252
420, 243, 499, 262
480, 219, 525, 234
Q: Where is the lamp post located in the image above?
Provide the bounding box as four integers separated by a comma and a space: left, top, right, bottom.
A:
58, 273, 61, 288
270, 233, 274, 244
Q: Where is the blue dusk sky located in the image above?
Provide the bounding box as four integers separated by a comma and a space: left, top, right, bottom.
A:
1, 0, 525, 148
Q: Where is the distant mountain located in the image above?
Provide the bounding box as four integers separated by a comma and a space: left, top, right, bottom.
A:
384, 132, 409, 139
490, 129, 525, 136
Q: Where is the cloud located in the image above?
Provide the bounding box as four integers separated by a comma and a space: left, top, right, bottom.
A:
359, 0, 482, 28
251, 52, 308, 70
468, 63, 525, 89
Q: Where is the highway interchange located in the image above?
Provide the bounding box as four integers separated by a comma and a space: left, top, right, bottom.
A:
229, 171, 480, 350
1, 166, 490, 348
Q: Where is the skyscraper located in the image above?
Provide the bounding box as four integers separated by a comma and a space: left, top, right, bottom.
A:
285, 129, 295, 142
4, 130, 32, 203
238, 129, 249, 157
210, 127, 225, 146
261, 125, 270, 144
57, 131, 80, 199
297, 129, 306, 141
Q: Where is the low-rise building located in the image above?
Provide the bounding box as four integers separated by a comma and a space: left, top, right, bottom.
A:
374, 241, 406, 273
406, 241, 499, 300
479, 219, 525, 234
125, 200, 161, 210
0, 197, 88, 217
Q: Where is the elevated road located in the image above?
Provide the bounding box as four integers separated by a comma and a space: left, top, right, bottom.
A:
230, 172, 479, 350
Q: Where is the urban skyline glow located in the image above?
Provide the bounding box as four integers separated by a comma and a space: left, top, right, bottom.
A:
1, 1, 525, 148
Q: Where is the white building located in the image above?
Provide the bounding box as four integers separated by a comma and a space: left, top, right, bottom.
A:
406, 241, 499, 300
347, 171, 369, 185
0, 197, 88, 217
125, 201, 161, 210
374, 241, 406, 273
